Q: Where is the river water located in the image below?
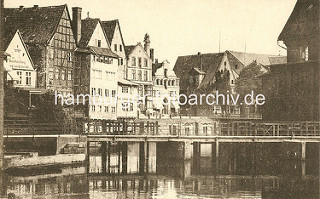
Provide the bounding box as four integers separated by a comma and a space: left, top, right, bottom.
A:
2, 142, 320, 198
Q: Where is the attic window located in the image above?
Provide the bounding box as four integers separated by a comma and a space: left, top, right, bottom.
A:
235, 64, 238, 69
97, 40, 101, 47
68, 52, 72, 62
224, 61, 226, 66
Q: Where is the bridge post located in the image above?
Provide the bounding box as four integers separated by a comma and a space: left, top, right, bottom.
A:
211, 140, 219, 174
301, 142, 306, 178
101, 141, 107, 174
107, 142, 111, 174
192, 142, 201, 174
122, 141, 128, 174
148, 142, 157, 173
86, 141, 90, 173
184, 141, 192, 178
139, 141, 146, 174
301, 142, 306, 161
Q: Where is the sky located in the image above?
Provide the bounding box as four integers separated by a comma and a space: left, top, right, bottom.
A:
5, 0, 297, 64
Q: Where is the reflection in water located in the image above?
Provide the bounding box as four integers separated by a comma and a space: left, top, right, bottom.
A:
2, 142, 320, 198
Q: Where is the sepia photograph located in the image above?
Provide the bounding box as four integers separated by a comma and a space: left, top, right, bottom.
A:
0, 0, 319, 198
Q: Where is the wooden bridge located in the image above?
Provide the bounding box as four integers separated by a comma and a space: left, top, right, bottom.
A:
4, 118, 320, 142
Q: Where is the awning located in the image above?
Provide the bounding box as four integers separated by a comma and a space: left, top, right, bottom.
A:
7, 70, 20, 81
118, 79, 139, 86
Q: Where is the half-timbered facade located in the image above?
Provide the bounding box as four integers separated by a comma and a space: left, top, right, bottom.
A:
4, 5, 76, 95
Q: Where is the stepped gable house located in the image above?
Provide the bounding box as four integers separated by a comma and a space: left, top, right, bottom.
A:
262, 0, 320, 121
4, 5, 77, 96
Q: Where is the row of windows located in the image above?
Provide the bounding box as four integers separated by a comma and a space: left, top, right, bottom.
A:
16, 71, 32, 86
122, 102, 134, 112
48, 69, 72, 81
92, 55, 114, 64
130, 57, 148, 67
91, 88, 116, 97
114, 44, 123, 52
91, 105, 116, 113
155, 79, 179, 87
92, 70, 116, 81
131, 69, 150, 81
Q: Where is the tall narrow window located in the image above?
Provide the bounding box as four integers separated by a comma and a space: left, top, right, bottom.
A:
114, 44, 117, 51
131, 57, 136, 66
300, 46, 309, 61
120, 45, 122, 52
97, 40, 101, 47
144, 58, 148, 67
68, 71, 72, 81
138, 57, 142, 67
61, 70, 65, 80
132, 70, 136, 80
144, 70, 148, 81
26, 72, 31, 85
17, 71, 22, 85
138, 70, 142, 81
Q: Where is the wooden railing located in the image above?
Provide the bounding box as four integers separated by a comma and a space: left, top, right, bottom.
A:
4, 121, 79, 135
4, 119, 320, 137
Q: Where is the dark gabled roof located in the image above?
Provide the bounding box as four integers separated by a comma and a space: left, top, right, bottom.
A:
101, 20, 118, 43
101, 19, 127, 57
3, 27, 16, 50
75, 46, 119, 58
190, 67, 206, 75
124, 45, 136, 57
89, 46, 119, 58
78, 18, 100, 48
228, 51, 281, 66
152, 62, 163, 76
278, 0, 319, 41
269, 56, 288, 65
174, 53, 224, 91
4, 5, 66, 44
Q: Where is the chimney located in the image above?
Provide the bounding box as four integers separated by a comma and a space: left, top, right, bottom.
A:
33, 5, 39, 9
72, 7, 82, 44
19, 6, 24, 11
150, 48, 154, 63
144, 33, 150, 57
198, 52, 201, 56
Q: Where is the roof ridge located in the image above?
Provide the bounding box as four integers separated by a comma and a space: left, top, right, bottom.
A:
228, 50, 281, 57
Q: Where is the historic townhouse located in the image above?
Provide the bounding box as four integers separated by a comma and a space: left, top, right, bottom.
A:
4, 5, 76, 96
174, 51, 286, 117
101, 19, 127, 79
262, 0, 320, 121
125, 34, 153, 116
101, 19, 139, 120
3, 30, 36, 88
72, 8, 119, 121
152, 60, 180, 117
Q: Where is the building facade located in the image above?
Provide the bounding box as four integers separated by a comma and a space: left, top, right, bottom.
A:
3, 30, 36, 88
4, 5, 76, 95
174, 51, 286, 117
101, 19, 127, 79
262, 0, 320, 121
125, 35, 153, 116
73, 11, 119, 121
152, 60, 180, 117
